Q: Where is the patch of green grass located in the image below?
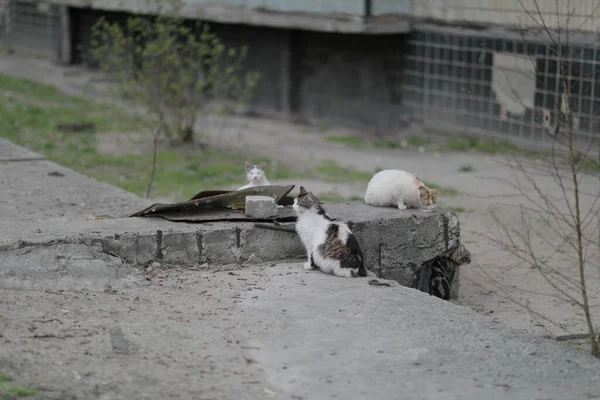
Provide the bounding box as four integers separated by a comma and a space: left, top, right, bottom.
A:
457, 165, 475, 173
0, 73, 74, 103
449, 206, 466, 213
0, 72, 307, 201
406, 135, 430, 147
316, 160, 373, 183
0, 373, 37, 399
442, 137, 520, 154
348, 195, 364, 201
569, 151, 600, 172
323, 135, 366, 148
425, 182, 459, 196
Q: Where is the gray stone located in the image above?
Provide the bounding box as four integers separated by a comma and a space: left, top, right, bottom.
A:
160, 231, 199, 265
245, 195, 278, 219
136, 234, 159, 266
201, 228, 240, 265
240, 224, 304, 262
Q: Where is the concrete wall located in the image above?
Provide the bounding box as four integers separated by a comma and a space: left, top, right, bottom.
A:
211, 22, 289, 114
70, 8, 412, 129
186, 0, 366, 16
372, 0, 412, 15
42, 0, 411, 34
413, 0, 600, 32
290, 30, 410, 129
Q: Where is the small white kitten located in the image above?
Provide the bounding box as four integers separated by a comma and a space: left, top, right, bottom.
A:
238, 161, 270, 190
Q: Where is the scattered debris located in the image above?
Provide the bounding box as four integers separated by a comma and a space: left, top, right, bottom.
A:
31, 318, 63, 324
88, 215, 116, 221
368, 279, 391, 287
554, 333, 594, 342
30, 333, 74, 339
247, 254, 264, 265
47, 171, 64, 177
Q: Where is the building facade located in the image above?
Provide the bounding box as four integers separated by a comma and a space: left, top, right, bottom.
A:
1, 0, 599, 142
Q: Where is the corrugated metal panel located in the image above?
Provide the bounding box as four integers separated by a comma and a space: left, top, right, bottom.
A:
186, 0, 365, 15
372, 0, 412, 15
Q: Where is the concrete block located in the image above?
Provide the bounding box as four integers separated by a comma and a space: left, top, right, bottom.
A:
241, 225, 304, 261
202, 228, 239, 265
160, 231, 200, 265
0, 202, 461, 297
245, 196, 278, 219
136, 233, 159, 266
98, 233, 137, 264
325, 203, 460, 298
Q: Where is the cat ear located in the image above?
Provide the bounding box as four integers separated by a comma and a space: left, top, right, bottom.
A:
245, 161, 252, 170
430, 188, 439, 200
299, 186, 308, 195
258, 162, 266, 170
418, 187, 428, 199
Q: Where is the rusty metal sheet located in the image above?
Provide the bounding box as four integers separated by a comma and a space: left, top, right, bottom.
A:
146, 206, 297, 223
129, 185, 297, 223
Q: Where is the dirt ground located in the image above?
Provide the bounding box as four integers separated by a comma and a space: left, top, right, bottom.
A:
0, 266, 287, 399
1, 55, 599, 345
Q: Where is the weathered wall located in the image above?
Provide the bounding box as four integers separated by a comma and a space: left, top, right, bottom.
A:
413, 0, 600, 32
290, 30, 410, 129
186, 0, 366, 16
70, 9, 412, 129
210, 23, 289, 115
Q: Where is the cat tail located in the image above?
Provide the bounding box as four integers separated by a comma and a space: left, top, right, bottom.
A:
430, 276, 452, 301
350, 263, 367, 277
344, 233, 368, 277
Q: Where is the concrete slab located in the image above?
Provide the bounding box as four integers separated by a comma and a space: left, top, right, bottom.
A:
0, 203, 460, 296
240, 265, 600, 400
0, 137, 45, 161
0, 141, 149, 221
0, 265, 597, 399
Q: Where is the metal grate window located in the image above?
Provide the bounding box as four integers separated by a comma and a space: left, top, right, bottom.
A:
403, 25, 600, 142
0, 0, 60, 57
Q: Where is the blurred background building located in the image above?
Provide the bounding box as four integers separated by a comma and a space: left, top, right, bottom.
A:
1, 0, 599, 143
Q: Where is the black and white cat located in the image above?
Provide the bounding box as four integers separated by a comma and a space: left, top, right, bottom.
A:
293, 186, 367, 278
410, 243, 471, 300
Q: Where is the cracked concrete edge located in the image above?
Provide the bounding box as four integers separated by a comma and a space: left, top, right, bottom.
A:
0, 208, 461, 296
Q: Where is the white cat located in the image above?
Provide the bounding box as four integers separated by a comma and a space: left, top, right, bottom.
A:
293, 186, 367, 278
238, 161, 270, 190
364, 169, 438, 209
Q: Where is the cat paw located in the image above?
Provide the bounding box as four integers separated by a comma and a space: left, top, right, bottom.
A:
303, 262, 313, 270
397, 203, 407, 210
